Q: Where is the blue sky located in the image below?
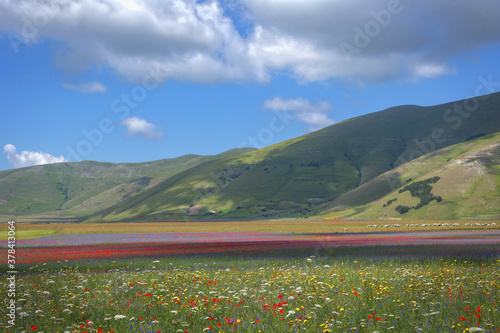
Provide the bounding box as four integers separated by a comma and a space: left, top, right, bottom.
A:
1, 0, 500, 170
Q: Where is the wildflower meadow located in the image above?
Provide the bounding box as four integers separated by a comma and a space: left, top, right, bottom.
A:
2, 254, 500, 333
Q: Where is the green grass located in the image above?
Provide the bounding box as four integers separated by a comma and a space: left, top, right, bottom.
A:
3, 255, 500, 333
0, 229, 56, 240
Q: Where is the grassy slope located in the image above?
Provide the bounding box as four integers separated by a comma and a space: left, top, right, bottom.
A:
87, 92, 500, 222
318, 133, 500, 219
0, 148, 254, 219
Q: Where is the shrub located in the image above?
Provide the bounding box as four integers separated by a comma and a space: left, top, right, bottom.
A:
395, 177, 442, 214
395, 205, 411, 214
383, 198, 398, 208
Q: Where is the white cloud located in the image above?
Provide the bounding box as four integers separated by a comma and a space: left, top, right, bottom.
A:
264, 96, 330, 113
264, 97, 334, 131
244, 0, 500, 83
62, 81, 107, 93
0, 0, 498, 84
412, 63, 456, 79
0, 0, 255, 83
120, 117, 164, 141
3, 144, 67, 169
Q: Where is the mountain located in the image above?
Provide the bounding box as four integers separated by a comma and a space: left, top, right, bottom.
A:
0, 148, 254, 219
318, 132, 500, 219
1, 92, 498, 222
82, 92, 500, 222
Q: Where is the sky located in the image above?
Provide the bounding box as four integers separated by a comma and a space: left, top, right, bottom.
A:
1, 0, 500, 171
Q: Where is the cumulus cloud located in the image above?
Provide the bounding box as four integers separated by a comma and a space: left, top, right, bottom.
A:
244, 0, 500, 82
0, 0, 498, 84
3, 144, 67, 169
120, 117, 164, 141
264, 97, 334, 131
0, 0, 254, 83
62, 81, 107, 93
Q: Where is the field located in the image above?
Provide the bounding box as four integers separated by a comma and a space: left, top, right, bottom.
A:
3, 220, 500, 240
2, 221, 500, 333
2, 255, 500, 333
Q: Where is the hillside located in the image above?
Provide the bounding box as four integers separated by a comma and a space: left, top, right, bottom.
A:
0, 148, 254, 219
83, 92, 500, 222
318, 133, 500, 219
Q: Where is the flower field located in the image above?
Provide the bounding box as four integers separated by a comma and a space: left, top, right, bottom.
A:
2, 255, 500, 333
3, 230, 500, 264
2, 230, 500, 332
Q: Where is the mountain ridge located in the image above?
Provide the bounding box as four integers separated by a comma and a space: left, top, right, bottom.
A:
1, 92, 499, 222
84, 92, 500, 222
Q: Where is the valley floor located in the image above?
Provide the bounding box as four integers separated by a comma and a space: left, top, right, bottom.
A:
2, 219, 500, 240
2, 220, 500, 332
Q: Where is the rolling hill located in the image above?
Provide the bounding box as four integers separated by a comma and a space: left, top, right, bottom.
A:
0, 148, 254, 219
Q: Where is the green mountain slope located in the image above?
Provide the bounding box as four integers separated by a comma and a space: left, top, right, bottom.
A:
0, 148, 254, 219
318, 133, 500, 219
85, 92, 500, 222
